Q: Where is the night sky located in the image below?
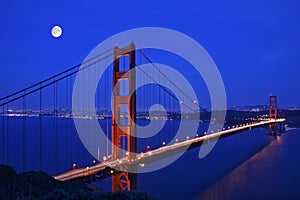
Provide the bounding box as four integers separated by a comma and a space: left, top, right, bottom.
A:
0, 0, 299, 108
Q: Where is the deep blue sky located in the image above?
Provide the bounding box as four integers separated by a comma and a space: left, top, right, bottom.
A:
0, 0, 299, 108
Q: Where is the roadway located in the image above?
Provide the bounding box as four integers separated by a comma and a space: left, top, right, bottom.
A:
53, 118, 285, 182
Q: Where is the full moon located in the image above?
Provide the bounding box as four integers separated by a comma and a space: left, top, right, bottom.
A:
51, 25, 62, 38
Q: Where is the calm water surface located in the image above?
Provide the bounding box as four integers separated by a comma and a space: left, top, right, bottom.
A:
1, 117, 298, 199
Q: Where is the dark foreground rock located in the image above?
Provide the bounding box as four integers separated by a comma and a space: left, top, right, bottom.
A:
0, 164, 155, 200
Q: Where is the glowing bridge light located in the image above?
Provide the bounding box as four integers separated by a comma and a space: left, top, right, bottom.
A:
139, 163, 145, 167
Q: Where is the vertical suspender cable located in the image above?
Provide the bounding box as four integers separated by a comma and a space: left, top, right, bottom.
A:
2, 106, 4, 162
6, 99, 9, 164
98, 56, 101, 159
168, 81, 171, 142
143, 54, 148, 151
172, 88, 174, 140
66, 72, 69, 170
54, 79, 58, 172
22, 92, 26, 172
39, 85, 43, 170
77, 73, 80, 164
70, 75, 73, 165
151, 63, 154, 147
105, 58, 108, 158
81, 70, 84, 164
164, 77, 166, 143
143, 54, 147, 151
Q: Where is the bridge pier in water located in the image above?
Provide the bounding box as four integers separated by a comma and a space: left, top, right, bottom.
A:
269, 122, 286, 135
112, 43, 137, 191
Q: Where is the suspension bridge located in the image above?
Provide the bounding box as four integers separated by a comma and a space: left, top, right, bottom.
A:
0, 43, 285, 191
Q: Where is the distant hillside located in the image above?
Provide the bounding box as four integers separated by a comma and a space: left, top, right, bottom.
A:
0, 164, 155, 200
229, 105, 269, 112
279, 110, 300, 127
199, 109, 300, 128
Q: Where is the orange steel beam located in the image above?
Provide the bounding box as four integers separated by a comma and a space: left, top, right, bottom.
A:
112, 43, 137, 191
269, 95, 277, 134
269, 95, 277, 120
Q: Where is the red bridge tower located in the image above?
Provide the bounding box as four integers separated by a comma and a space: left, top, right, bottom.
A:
112, 43, 137, 191
269, 95, 277, 120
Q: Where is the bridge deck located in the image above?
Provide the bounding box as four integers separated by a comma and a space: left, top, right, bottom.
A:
53, 119, 285, 182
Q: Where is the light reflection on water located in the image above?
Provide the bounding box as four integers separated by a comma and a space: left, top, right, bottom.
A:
98, 127, 277, 199
195, 129, 300, 200
2, 117, 297, 199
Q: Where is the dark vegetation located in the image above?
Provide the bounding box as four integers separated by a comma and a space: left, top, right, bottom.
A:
0, 164, 156, 200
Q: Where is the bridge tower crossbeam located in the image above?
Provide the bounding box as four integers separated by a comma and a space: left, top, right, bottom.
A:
111, 43, 137, 191
269, 95, 277, 120
269, 95, 280, 134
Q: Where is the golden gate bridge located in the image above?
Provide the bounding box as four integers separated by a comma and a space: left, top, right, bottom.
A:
0, 43, 285, 191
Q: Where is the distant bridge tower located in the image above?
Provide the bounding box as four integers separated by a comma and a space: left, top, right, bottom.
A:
269, 95, 277, 120
269, 95, 279, 135
112, 43, 137, 191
